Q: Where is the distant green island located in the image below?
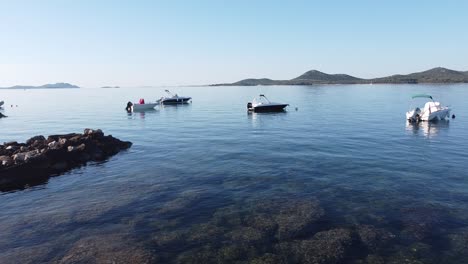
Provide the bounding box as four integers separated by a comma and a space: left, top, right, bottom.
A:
1, 83, 79, 89
212, 67, 468, 86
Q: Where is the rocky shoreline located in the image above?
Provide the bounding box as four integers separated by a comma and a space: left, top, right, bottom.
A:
0, 129, 131, 191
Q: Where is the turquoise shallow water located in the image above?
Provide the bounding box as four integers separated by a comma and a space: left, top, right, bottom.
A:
1, 85, 468, 263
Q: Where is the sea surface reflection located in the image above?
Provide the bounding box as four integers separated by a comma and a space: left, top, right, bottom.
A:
0, 84, 468, 263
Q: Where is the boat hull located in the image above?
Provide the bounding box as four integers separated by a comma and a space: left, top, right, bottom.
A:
425, 109, 451, 121
407, 108, 450, 122
250, 104, 288, 112
160, 98, 191, 104
132, 103, 158, 111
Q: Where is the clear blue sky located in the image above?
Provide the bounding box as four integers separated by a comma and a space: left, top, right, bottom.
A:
1, 0, 467, 87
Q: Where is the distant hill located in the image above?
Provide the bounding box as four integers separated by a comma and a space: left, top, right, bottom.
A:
2, 82, 79, 89
212, 67, 468, 86
372, 67, 468, 84
290, 70, 362, 84
231, 78, 285, 86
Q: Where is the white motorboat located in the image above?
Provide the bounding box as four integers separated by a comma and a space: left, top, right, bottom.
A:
247, 94, 289, 112
125, 100, 158, 112
157, 90, 191, 104
406, 94, 451, 122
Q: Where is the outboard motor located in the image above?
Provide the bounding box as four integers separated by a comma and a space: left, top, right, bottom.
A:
415, 114, 421, 123
408, 107, 422, 123
126, 101, 133, 112
247, 102, 252, 110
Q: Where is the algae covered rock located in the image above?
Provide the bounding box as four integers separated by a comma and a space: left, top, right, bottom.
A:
356, 225, 395, 253
275, 199, 325, 240
56, 234, 158, 264
253, 198, 325, 240
0, 129, 132, 191
277, 228, 354, 264
251, 253, 286, 264
399, 205, 451, 242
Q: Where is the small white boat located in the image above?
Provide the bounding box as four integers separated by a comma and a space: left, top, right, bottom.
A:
125, 100, 158, 112
406, 94, 451, 122
247, 94, 289, 112
157, 90, 191, 104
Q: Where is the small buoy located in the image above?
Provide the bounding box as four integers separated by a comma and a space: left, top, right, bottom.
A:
295, 107, 298, 111
452, 114, 456, 119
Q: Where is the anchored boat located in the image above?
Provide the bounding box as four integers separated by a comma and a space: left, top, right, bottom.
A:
125, 99, 158, 112
247, 94, 288, 112
406, 94, 451, 122
157, 90, 191, 104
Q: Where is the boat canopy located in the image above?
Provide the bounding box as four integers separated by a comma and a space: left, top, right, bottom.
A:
412, 94, 433, 100
254, 94, 271, 104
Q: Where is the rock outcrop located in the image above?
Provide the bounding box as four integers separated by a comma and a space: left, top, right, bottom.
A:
0, 129, 132, 191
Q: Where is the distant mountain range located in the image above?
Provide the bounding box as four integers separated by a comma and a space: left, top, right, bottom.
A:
1, 83, 79, 89
212, 67, 468, 86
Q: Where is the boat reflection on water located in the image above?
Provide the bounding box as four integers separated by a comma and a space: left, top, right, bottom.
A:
406, 119, 450, 138
126, 109, 158, 119
159, 102, 192, 109
247, 111, 288, 128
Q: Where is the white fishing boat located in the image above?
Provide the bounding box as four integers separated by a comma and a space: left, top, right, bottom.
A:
157, 90, 191, 104
125, 99, 158, 112
406, 94, 451, 122
247, 94, 289, 112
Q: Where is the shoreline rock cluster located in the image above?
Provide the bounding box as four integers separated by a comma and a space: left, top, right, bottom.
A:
0, 129, 132, 191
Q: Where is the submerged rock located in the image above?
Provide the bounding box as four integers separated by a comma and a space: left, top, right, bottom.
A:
275, 199, 325, 240
277, 228, 354, 264
175, 246, 218, 264
56, 234, 157, 264
0, 129, 132, 191
226, 226, 267, 244
364, 254, 385, 264
385, 244, 433, 264
399, 206, 450, 242
150, 198, 327, 262
441, 227, 468, 263
251, 198, 325, 240
251, 253, 286, 264
356, 225, 395, 253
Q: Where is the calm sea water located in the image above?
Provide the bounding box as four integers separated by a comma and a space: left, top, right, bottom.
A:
1, 84, 468, 263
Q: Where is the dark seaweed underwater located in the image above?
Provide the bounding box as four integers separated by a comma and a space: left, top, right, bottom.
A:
1, 84, 468, 263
